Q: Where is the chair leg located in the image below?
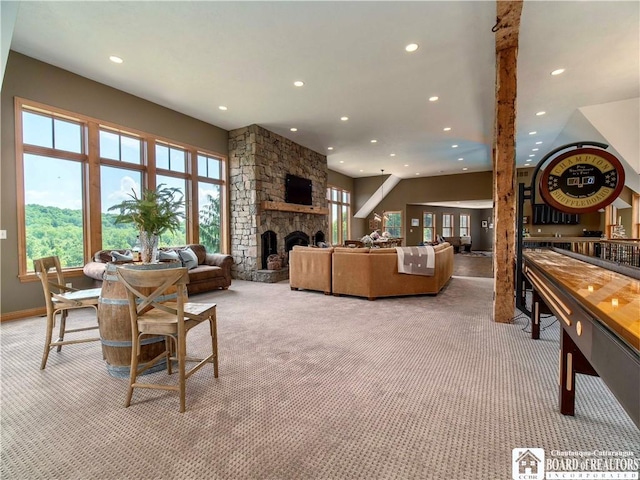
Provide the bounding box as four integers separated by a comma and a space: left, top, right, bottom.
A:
40, 312, 55, 370
165, 336, 173, 375
210, 316, 218, 378
178, 333, 187, 413
56, 310, 68, 352
125, 333, 140, 408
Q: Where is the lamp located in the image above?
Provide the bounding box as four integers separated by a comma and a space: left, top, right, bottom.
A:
372, 169, 389, 224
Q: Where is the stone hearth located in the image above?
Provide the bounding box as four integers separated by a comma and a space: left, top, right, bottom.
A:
228, 124, 328, 281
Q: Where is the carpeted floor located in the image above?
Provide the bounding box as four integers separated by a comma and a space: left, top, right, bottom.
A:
453, 252, 493, 278
1, 277, 638, 479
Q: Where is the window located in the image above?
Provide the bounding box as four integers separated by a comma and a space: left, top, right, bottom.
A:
327, 186, 350, 245
20, 109, 87, 270
197, 153, 223, 253
155, 174, 187, 246
459, 214, 470, 236
100, 164, 143, 251
16, 98, 227, 278
423, 212, 435, 243
383, 211, 402, 238
442, 213, 454, 237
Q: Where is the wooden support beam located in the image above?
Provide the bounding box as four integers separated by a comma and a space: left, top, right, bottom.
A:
493, 0, 523, 323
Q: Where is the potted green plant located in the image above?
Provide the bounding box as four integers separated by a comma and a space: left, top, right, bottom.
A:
108, 184, 185, 263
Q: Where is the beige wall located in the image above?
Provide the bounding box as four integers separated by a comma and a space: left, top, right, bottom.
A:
351, 172, 494, 240
405, 205, 494, 250
327, 169, 354, 193
1, 52, 228, 316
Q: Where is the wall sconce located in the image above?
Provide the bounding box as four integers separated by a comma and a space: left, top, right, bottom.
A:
587, 285, 594, 293
611, 298, 619, 308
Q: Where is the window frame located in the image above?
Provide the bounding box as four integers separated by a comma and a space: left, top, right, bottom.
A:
382, 210, 403, 238
459, 214, 470, 237
442, 213, 454, 238
15, 97, 227, 281
327, 185, 351, 245
422, 211, 435, 243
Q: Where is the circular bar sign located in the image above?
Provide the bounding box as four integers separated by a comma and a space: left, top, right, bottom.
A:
539, 147, 625, 214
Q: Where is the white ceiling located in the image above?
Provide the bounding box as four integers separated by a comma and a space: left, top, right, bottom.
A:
8, 1, 640, 181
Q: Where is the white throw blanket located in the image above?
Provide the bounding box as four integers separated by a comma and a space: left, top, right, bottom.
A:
395, 246, 435, 276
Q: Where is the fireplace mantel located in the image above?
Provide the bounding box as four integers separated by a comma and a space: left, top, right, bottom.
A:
261, 201, 329, 215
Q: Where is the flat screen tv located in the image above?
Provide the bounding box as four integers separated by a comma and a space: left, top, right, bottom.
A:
285, 174, 313, 205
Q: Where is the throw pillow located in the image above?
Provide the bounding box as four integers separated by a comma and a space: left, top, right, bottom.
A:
178, 247, 199, 270
111, 250, 133, 262
159, 250, 180, 262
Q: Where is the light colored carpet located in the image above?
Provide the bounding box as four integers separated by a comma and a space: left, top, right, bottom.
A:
1, 277, 638, 479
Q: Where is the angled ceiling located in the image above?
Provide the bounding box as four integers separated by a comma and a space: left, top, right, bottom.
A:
8, 1, 639, 181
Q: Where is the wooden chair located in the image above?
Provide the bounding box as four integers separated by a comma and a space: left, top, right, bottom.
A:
33, 256, 101, 369
115, 265, 218, 413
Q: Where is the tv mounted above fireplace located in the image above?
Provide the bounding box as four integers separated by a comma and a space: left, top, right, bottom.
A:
285, 174, 312, 205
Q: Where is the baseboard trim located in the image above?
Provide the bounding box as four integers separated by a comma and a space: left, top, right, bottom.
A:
1, 307, 46, 322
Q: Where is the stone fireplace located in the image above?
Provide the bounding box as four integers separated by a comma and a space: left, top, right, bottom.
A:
228, 124, 328, 282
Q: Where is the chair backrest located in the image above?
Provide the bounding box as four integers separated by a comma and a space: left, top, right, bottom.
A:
33, 256, 66, 310
115, 265, 189, 321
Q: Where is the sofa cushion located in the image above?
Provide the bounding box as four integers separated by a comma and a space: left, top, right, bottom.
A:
178, 247, 199, 270
187, 265, 224, 283
159, 250, 180, 262
111, 250, 133, 262
188, 244, 207, 265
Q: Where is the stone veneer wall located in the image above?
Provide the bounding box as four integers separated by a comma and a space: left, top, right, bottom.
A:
228, 124, 328, 281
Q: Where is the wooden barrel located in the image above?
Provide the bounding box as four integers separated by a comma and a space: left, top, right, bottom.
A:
98, 263, 177, 378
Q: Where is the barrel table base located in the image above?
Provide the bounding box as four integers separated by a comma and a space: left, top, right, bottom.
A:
99, 263, 175, 378
100, 334, 168, 378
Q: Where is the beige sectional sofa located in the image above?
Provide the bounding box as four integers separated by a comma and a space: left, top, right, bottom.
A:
289, 246, 334, 295
289, 243, 453, 300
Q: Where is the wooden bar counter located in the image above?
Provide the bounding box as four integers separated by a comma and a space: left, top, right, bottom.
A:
523, 248, 640, 427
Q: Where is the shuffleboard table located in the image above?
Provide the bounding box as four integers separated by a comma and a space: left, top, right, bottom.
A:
523, 248, 639, 428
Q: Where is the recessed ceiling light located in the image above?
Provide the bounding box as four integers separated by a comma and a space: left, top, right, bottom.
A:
340, 116, 349, 121
536, 111, 546, 116
462, 168, 468, 171
360, 169, 364, 172
529, 131, 537, 135
428, 96, 439, 102
443, 127, 452, 132
218, 105, 228, 111
404, 164, 409, 167
415, 173, 420, 176
458, 158, 464, 161
109, 55, 123, 64
327, 147, 334, 151
339, 160, 344, 164
535, 141, 543, 145
290, 127, 298, 132
551, 68, 565, 76
390, 153, 396, 157
294, 80, 304, 87
529, 154, 535, 157
405, 43, 419, 52
452, 144, 458, 148
532, 148, 539, 151
371, 139, 377, 143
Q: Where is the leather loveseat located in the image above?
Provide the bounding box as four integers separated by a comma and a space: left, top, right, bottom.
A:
289, 243, 453, 300
83, 244, 233, 295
